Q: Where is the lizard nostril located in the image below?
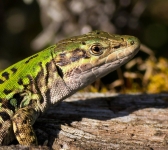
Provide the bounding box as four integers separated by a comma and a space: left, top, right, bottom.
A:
130, 40, 134, 45
81, 41, 86, 45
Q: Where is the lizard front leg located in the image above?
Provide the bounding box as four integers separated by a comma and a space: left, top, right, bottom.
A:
12, 107, 40, 145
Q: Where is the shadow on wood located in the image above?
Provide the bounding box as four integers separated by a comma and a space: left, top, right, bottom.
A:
36, 93, 168, 150
2, 93, 168, 150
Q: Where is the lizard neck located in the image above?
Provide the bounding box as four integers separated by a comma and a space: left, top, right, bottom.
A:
43, 53, 72, 106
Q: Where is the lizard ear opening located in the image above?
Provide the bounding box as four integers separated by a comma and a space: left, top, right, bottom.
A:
56, 65, 64, 78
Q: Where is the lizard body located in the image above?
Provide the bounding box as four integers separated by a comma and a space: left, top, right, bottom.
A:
0, 30, 140, 145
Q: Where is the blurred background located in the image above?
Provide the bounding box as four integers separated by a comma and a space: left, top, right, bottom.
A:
0, 0, 168, 94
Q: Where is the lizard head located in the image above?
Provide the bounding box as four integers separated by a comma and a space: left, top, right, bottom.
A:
53, 30, 140, 91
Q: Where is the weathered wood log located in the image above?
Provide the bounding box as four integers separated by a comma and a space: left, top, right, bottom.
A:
1, 93, 168, 150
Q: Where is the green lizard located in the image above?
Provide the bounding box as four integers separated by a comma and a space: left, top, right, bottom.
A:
0, 30, 140, 145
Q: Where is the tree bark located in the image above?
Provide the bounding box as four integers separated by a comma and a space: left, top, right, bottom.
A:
2, 93, 168, 150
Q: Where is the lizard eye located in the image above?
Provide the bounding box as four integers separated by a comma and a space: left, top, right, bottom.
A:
90, 44, 103, 56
